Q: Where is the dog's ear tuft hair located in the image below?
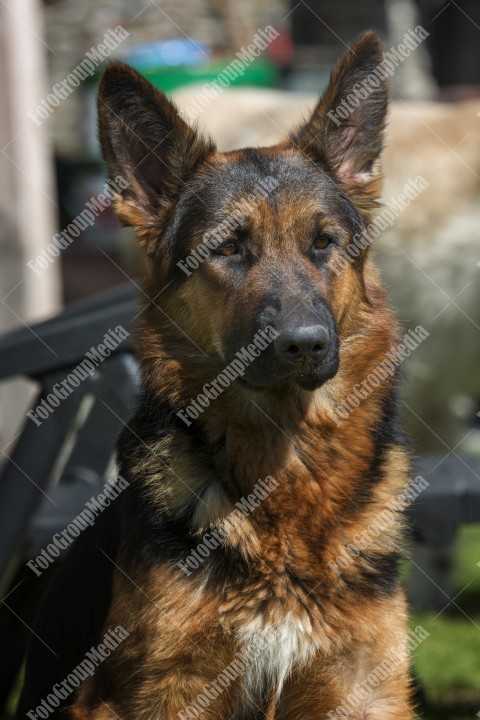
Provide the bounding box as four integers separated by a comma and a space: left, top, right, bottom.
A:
290, 32, 388, 216
97, 62, 215, 251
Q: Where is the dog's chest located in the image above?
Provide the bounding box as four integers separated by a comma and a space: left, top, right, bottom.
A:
219, 572, 326, 699
237, 611, 316, 698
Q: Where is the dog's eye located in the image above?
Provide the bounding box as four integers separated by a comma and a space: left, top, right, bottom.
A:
214, 240, 240, 257
313, 234, 333, 251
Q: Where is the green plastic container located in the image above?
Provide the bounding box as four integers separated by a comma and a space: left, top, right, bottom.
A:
141, 58, 279, 94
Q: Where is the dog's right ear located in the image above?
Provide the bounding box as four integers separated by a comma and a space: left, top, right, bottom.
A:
98, 62, 215, 252
290, 32, 388, 219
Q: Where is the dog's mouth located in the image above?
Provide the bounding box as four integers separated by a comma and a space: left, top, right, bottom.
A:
293, 359, 340, 390
237, 355, 339, 392
295, 368, 331, 390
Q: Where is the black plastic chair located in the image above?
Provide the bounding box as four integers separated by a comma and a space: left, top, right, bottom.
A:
0, 283, 140, 582
0, 283, 140, 710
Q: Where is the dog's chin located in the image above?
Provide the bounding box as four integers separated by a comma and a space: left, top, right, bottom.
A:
238, 359, 339, 393
294, 373, 329, 391
294, 356, 339, 390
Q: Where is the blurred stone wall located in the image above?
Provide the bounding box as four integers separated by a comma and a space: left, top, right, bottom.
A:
43, 0, 288, 157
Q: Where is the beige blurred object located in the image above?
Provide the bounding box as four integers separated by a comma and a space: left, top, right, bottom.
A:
0, 0, 61, 451
174, 85, 480, 451
175, 85, 314, 149
378, 100, 480, 453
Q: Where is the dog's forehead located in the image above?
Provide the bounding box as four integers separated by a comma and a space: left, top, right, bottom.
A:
212, 147, 334, 198
189, 147, 357, 226
170, 147, 363, 250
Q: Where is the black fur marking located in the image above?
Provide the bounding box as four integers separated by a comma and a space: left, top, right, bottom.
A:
356, 551, 402, 597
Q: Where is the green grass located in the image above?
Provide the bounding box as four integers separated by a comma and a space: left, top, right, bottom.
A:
410, 525, 480, 719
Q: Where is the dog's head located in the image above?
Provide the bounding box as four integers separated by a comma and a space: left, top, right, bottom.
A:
98, 32, 388, 394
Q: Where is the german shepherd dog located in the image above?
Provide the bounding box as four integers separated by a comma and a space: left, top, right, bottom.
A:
17, 31, 413, 720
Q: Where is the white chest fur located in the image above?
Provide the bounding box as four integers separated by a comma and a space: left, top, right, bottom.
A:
237, 611, 318, 700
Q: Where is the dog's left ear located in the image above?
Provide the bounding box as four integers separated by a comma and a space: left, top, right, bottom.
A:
291, 32, 387, 215
97, 62, 215, 252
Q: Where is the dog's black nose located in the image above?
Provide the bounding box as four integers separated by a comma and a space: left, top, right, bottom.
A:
275, 325, 330, 364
